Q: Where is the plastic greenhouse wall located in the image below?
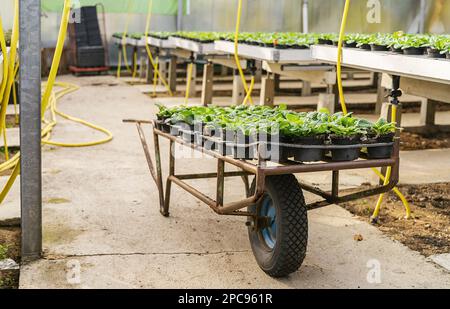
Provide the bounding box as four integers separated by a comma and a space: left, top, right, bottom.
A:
180, 0, 450, 34
0, 0, 178, 66
0, 0, 449, 66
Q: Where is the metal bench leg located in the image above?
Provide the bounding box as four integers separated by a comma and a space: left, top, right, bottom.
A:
216, 159, 225, 207
201, 62, 214, 106
169, 55, 178, 93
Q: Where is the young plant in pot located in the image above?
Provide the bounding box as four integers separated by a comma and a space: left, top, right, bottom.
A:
398, 35, 427, 55
202, 122, 219, 151
211, 116, 235, 156
329, 113, 365, 162
387, 31, 406, 53
369, 33, 392, 51
355, 34, 372, 50
423, 36, 448, 59
233, 124, 257, 160
441, 44, 450, 59
277, 112, 327, 162
170, 108, 196, 141
344, 33, 363, 48
256, 120, 281, 161
155, 104, 174, 133
365, 118, 396, 159
317, 33, 337, 45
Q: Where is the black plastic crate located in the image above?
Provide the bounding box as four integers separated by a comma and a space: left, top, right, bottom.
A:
77, 46, 105, 67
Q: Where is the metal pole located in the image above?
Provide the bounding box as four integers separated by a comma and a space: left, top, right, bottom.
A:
19, 0, 42, 261
177, 0, 183, 31
302, 0, 309, 33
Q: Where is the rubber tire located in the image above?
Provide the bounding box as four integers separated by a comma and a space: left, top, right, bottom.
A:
248, 174, 308, 278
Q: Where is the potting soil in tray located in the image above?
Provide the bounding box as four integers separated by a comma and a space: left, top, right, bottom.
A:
216, 140, 233, 156
231, 144, 257, 160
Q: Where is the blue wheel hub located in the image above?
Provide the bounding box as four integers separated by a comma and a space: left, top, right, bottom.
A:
259, 194, 277, 249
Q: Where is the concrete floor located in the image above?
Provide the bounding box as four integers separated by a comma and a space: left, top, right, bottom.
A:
1, 75, 450, 288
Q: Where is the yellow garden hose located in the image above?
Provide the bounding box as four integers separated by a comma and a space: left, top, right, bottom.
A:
117, 49, 122, 78
336, 0, 350, 115
0, 1, 19, 163
0, 15, 9, 160
144, 0, 173, 96
41, 82, 113, 147
234, 0, 253, 105
117, 0, 134, 78
242, 76, 255, 106
0, 15, 9, 105
184, 62, 194, 104
132, 48, 138, 78
152, 56, 159, 96
12, 63, 19, 123
336, 0, 410, 220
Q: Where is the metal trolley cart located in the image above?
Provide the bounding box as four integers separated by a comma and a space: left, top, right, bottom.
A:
124, 118, 400, 277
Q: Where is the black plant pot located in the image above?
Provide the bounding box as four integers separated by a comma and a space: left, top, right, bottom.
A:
269, 135, 294, 163
171, 121, 192, 136
255, 133, 282, 162
216, 140, 233, 156
427, 48, 446, 59
275, 44, 288, 49
344, 42, 357, 48
403, 47, 425, 55
181, 130, 196, 143
291, 135, 326, 162
318, 39, 333, 45
447, 52, 450, 60
233, 134, 257, 160
390, 46, 403, 53
370, 44, 389, 51
330, 135, 361, 162
293, 45, 309, 49
204, 125, 222, 137
194, 132, 203, 147
232, 145, 256, 160
160, 122, 171, 134
358, 44, 371, 50
222, 129, 235, 142
202, 136, 216, 151
154, 119, 164, 131
367, 133, 394, 159
170, 125, 182, 136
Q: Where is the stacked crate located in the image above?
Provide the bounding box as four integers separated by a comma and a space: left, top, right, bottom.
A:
72, 6, 105, 68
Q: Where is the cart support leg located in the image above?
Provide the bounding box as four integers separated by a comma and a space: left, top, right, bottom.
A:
332, 170, 339, 198
163, 140, 175, 216
216, 159, 225, 207
153, 131, 168, 216
241, 173, 250, 198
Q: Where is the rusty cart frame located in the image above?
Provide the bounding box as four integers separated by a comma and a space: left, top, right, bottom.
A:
124, 119, 400, 277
